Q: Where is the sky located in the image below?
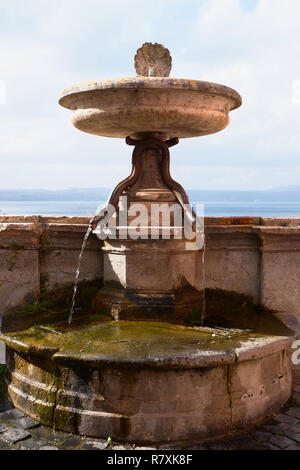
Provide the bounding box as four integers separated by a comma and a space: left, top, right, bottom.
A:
0, 0, 300, 191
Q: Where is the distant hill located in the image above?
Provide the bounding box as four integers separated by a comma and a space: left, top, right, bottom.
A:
0, 188, 110, 201
269, 185, 300, 192
1, 186, 300, 202
188, 189, 300, 203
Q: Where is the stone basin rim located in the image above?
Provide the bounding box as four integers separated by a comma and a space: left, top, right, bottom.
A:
2, 335, 294, 369
1, 323, 294, 370
59, 77, 242, 110
52, 335, 294, 369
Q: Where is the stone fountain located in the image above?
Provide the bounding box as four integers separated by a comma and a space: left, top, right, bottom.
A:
0, 44, 295, 444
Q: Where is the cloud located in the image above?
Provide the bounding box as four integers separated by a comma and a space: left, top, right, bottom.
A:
0, 0, 300, 190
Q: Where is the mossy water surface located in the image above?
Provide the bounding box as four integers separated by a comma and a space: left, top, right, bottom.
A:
0, 317, 291, 367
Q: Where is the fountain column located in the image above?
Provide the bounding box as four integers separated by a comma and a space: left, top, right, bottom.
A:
92, 135, 204, 322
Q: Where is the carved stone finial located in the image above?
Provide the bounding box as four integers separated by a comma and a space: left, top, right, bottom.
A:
134, 43, 172, 78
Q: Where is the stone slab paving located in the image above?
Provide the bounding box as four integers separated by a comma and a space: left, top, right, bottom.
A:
0, 367, 298, 451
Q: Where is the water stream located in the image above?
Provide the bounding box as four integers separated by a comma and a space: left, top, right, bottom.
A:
68, 226, 93, 325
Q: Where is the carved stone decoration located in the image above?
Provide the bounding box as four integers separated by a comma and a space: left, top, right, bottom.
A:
134, 42, 172, 77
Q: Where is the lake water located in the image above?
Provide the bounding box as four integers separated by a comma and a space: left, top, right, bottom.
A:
1, 200, 300, 217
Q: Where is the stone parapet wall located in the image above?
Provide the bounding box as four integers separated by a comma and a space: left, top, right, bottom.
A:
0, 216, 102, 317
0, 215, 299, 334
205, 217, 300, 333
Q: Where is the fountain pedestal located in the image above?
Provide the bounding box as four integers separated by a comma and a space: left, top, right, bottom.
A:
92, 136, 204, 322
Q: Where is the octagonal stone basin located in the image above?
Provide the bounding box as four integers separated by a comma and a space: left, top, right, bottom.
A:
59, 77, 242, 139
1, 316, 294, 444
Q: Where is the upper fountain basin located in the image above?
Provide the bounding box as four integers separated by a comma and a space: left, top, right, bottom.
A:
59, 77, 242, 140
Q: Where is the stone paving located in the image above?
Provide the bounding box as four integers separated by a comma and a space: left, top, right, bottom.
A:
0, 367, 299, 451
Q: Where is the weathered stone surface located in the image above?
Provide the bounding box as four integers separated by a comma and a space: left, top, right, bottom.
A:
0, 428, 31, 444
59, 77, 241, 140
293, 392, 300, 404
0, 440, 14, 450
230, 350, 292, 428
134, 43, 172, 78
4, 349, 57, 427
261, 422, 290, 433
283, 430, 300, 443
58, 436, 83, 450
0, 408, 24, 420
252, 431, 272, 442
262, 442, 281, 450
0, 387, 298, 450
0, 217, 103, 324
286, 407, 300, 420
205, 227, 260, 303
289, 425, 300, 434
17, 417, 39, 430
257, 227, 300, 332
83, 440, 107, 450
269, 434, 296, 449
0, 424, 10, 433
90, 138, 206, 322
40, 225, 102, 301
17, 438, 49, 450
293, 365, 300, 384
1, 325, 293, 444
0, 227, 40, 316
274, 414, 299, 426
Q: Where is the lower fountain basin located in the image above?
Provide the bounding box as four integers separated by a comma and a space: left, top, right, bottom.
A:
1, 319, 294, 444
59, 78, 242, 139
